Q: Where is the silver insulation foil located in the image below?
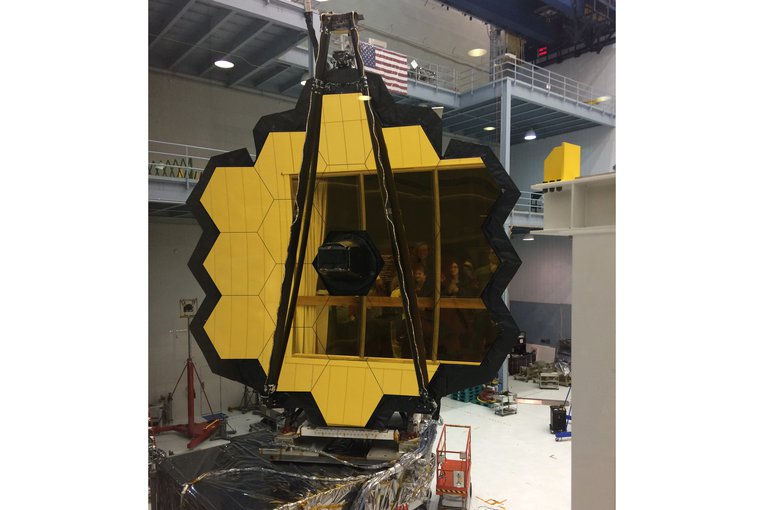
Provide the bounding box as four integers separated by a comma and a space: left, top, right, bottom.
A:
154, 420, 438, 510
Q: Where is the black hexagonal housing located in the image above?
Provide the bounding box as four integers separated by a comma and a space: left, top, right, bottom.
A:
312, 231, 384, 296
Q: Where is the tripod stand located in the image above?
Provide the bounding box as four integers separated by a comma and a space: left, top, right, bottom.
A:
150, 316, 222, 449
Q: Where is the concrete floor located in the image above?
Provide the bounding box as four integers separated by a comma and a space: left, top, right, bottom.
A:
153, 380, 572, 510
432, 380, 572, 510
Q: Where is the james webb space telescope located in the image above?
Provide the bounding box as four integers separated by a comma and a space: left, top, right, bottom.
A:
186, 11, 522, 458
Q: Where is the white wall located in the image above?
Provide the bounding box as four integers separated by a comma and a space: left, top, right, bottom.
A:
547, 44, 616, 95
508, 234, 572, 304
149, 219, 244, 420
149, 72, 295, 154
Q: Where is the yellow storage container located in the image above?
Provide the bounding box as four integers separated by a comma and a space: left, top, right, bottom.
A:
543, 142, 581, 182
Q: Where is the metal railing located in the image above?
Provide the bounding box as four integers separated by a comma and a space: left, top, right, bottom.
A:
489, 54, 615, 115
513, 190, 545, 217
407, 61, 457, 91
406, 54, 614, 116
148, 140, 256, 181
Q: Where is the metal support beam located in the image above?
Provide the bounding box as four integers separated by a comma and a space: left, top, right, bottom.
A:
276, 47, 310, 69
249, 63, 290, 88
149, 0, 197, 50
199, 19, 272, 77
500, 79, 512, 171
539, 0, 575, 17
209, 0, 319, 31
439, 0, 557, 43
229, 30, 306, 87
168, 10, 237, 71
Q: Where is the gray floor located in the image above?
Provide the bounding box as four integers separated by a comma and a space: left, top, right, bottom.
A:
153, 380, 572, 510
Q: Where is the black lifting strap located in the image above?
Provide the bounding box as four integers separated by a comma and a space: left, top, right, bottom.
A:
347, 16, 430, 396
265, 11, 430, 401
264, 18, 331, 393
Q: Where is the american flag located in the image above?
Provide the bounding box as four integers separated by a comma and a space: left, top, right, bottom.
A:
359, 41, 408, 95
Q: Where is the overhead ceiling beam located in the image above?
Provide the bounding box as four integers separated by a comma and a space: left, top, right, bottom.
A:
516, 115, 587, 132
439, 0, 557, 43
510, 109, 568, 125
149, 0, 197, 50
509, 118, 596, 142
248, 63, 290, 88
442, 99, 497, 120
443, 107, 503, 130
538, 0, 575, 17
228, 30, 306, 87
458, 124, 502, 139
534, 121, 599, 138
279, 79, 303, 95
199, 19, 272, 77
275, 46, 310, 69
207, 0, 319, 31
168, 10, 237, 71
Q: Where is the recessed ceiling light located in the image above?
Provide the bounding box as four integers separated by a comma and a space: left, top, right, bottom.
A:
524, 129, 537, 140
410, 59, 419, 69
483, 126, 496, 131
358, 95, 372, 101
214, 60, 234, 69
468, 48, 487, 57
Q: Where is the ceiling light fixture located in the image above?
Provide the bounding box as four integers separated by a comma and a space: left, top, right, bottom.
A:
522, 232, 535, 241
410, 59, 419, 69
483, 126, 496, 132
468, 48, 487, 57
214, 59, 234, 69
358, 95, 372, 101
300, 72, 309, 86
524, 129, 537, 141
431, 106, 444, 118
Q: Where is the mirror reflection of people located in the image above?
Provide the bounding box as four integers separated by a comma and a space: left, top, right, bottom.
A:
411, 241, 433, 296
439, 258, 469, 359
390, 264, 432, 358
413, 263, 428, 296
475, 250, 500, 290
443, 259, 469, 297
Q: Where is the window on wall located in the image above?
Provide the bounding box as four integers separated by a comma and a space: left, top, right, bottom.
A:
291, 165, 499, 363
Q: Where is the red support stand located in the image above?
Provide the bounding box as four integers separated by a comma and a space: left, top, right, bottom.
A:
150, 317, 223, 449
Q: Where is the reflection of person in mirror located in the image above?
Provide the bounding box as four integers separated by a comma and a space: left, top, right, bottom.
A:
413, 263, 428, 296
442, 259, 470, 297
390, 263, 432, 358
411, 241, 433, 296
475, 250, 500, 290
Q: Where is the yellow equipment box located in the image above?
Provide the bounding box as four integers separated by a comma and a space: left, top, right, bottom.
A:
543, 142, 580, 182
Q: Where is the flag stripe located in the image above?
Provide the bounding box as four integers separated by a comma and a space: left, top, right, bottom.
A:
360, 41, 408, 95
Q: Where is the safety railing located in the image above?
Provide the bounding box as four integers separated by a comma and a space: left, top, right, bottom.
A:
407, 60, 457, 91
513, 190, 545, 217
406, 54, 614, 116
489, 54, 615, 115
148, 140, 256, 182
